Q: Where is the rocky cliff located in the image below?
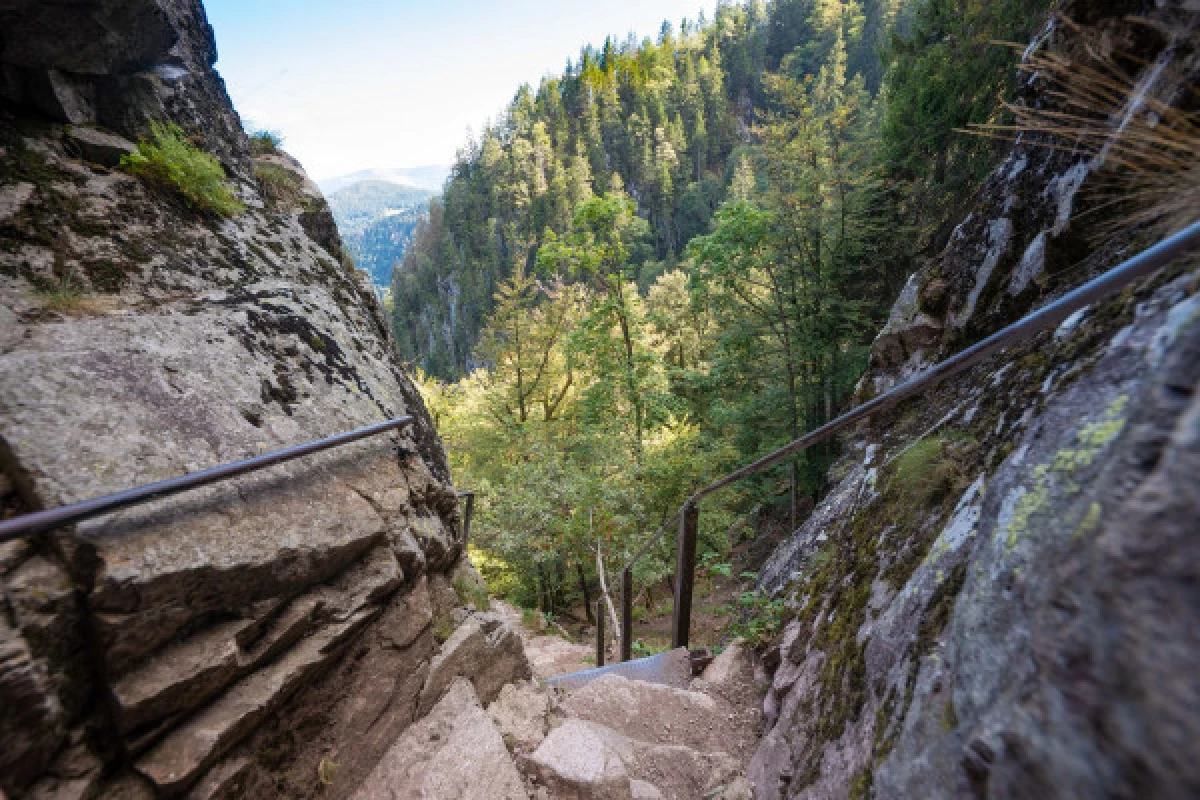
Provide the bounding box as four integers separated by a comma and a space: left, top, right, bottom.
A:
0, 2, 528, 798
749, 2, 1200, 798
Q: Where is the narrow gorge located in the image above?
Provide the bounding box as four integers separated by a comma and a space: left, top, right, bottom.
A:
2, 0, 1198, 799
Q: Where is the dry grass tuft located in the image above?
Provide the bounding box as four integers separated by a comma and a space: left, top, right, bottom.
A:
970, 15, 1199, 240
37, 277, 118, 316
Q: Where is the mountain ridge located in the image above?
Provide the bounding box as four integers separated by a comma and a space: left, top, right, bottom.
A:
318, 165, 451, 195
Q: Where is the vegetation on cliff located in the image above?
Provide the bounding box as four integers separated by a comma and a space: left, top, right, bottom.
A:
120, 122, 245, 217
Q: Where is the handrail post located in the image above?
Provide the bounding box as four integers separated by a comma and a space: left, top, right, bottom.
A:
672, 501, 699, 650
595, 599, 605, 667
461, 492, 474, 547
621, 566, 633, 662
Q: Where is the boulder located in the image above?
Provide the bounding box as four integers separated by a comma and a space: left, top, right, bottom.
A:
559, 674, 755, 762
350, 677, 528, 800
64, 126, 135, 167
0, 1, 459, 795
418, 611, 531, 714
527, 719, 633, 800
487, 680, 550, 752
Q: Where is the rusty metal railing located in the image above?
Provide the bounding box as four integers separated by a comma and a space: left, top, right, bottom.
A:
611, 218, 1200, 662
0, 416, 415, 542
456, 490, 475, 546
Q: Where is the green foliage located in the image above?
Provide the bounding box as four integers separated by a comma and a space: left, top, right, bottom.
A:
452, 576, 490, 612
121, 122, 244, 217
404, 0, 1052, 634
724, 586, 787, 648
631, 639, 672, 658
248, 129, 283, 155
879, 0, 1054, 252
327, 180, 434, 235
702, 552, 733, 578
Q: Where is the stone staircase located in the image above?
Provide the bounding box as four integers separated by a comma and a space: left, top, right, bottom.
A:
351, 639, 765, 800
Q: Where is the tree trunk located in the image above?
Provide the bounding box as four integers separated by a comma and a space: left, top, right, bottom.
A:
577, 562, 594, 624
595, 542, 622, 640
537, 563, 548, 613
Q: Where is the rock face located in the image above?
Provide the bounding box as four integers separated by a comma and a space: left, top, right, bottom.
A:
0, 0, 252, 178
0, 1, 529, 798
351, 678, 529, 800
747, 3, 1200, 798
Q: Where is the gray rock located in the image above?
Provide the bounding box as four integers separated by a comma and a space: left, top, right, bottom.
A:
630, 780, 664, 800
0, 0, 253, 176
560, 674, 757, 765
528, 719, 634, 800
871, 270, 943, 372
0, 182, 34, 224
65, 126, 136, 167
0, 1, 461, 795
135, 607, 379, 794
487, 680, 550, 753
419, 611, 532, 714
0, 615, 65, 794
112, 617, 251, 735
350, 677, 528, 800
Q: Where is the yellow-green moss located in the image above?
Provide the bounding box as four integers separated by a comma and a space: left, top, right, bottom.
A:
1072, 502, 1103, 540
848, 768, 873, 800
940, 697, 959, 733
1003, 394, 1128, 551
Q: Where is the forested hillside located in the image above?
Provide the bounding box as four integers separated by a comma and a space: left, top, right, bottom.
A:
327, 180, 435, 289
394, 0, 1052, 610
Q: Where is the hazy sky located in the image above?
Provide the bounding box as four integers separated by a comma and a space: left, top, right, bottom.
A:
205, 0, 717, 181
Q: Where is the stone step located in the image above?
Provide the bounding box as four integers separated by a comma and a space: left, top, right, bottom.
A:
351, 677, 528, 800
522, 643, 764, 800
526, 718, 746, 800
417, 610, 531, 715
557, 673, 754, 760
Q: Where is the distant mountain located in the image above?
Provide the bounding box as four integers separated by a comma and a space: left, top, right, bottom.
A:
318, 165, 450, 195
327, 179, 436, 291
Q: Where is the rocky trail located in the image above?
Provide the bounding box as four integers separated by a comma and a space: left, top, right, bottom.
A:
352, 599, 766, 800
491, 600, 596, 681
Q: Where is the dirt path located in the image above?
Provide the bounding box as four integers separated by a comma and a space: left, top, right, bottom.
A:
490, 600, 595, 680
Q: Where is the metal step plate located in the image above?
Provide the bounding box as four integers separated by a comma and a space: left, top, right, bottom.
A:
543, 647, 703, 693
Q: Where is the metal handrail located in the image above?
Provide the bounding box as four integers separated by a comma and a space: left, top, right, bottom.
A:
456, 490, 475, 546
614, 219, 1200, 660
0, 416, 415, 542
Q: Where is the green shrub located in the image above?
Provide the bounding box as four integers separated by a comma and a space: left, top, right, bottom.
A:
249, 129, 283, 155
452, 575, 489, 611
631, 638, 670, 657
121, 122, 243, 217
521, 607, 545, 631
723, 587, 787, 648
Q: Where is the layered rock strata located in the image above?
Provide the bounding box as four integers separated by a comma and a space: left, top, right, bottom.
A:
0, 2, 530, 798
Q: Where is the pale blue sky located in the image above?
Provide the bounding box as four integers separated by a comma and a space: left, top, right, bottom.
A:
205, 0, 717, 181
